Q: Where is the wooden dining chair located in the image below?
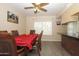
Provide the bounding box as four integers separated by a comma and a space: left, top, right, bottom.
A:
0, 34, 25, 56
30, 30, 35, 34
37, 31, 43, 51
11, 30, 19, 37
32, 31, 43, 56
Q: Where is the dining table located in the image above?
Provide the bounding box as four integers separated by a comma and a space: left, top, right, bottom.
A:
15, 34, 38, 50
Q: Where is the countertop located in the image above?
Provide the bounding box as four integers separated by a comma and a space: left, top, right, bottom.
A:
58, 33, 79, 39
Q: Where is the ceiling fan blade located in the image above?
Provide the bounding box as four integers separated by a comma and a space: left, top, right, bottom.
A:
39, 8, 47, 12
32, 3, 37, 7
38, 3, 48, 7
24, 7, 34, 9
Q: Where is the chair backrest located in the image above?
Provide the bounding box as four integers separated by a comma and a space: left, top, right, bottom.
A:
0, 35, 17, 56
0, 31, 8, 34
11, 30, 19, 37
30, 30, 35, 34
0, 31, 10, 37
38, 31, 43, 43
37, 31, 43, 50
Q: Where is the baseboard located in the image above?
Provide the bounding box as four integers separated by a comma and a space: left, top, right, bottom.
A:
42, 39, 61, 42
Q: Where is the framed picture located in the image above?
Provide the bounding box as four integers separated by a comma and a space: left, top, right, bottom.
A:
7, 11, 18, 24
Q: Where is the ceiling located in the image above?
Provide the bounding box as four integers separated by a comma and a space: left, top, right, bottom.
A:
6, 3, 71, 16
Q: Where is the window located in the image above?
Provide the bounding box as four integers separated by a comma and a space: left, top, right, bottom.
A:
67, 22, 77, 35
34, 22, 52, 35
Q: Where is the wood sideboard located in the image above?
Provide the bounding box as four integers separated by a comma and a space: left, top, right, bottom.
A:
61, 34, 79, 56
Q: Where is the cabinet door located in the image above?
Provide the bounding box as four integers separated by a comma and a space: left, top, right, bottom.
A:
62, 35, 79, 56
62, 35, 72, 50
70, 39, 79, 56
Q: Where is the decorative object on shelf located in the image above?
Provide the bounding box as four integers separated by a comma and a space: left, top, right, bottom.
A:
7, 11, 18, 24
56, 16, 62, 25
56, 20, 61, 25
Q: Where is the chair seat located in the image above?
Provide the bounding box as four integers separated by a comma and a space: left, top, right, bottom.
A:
17, 46, 23, 50
17, 46, 24, 54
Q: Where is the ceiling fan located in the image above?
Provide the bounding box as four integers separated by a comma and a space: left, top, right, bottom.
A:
24, 3, 48, 13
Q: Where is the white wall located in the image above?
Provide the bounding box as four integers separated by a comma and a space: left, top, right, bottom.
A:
0, 4, 26, 34
26, 16, 61, 41
0, 4, 61, 41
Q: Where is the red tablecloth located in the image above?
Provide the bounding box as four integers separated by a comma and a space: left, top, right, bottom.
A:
15, 34, 38, 50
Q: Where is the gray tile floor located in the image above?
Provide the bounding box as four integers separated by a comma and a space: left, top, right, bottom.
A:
41, 41, 70, 56
27, 41, 70, 56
